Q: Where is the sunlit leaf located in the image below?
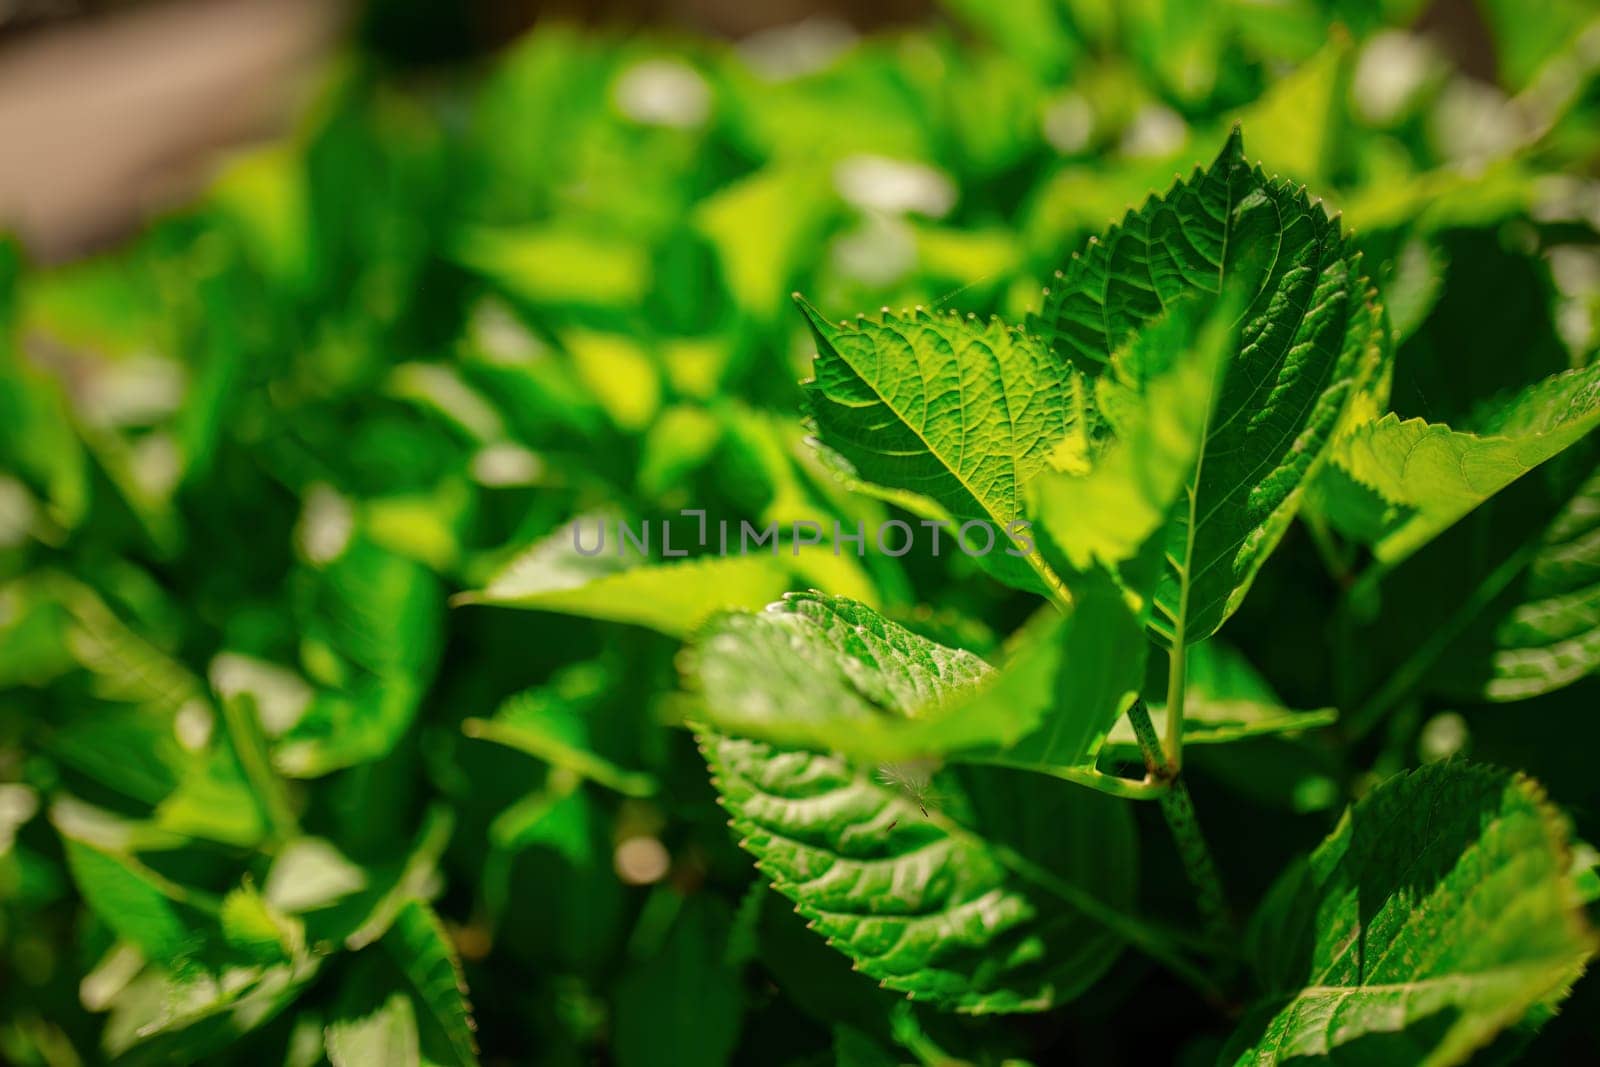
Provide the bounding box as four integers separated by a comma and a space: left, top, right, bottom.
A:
1228, 762, 1594, 1065
1031, 129, 1384, 645
460, 516, 799, 637
702, 733, 1138, 1013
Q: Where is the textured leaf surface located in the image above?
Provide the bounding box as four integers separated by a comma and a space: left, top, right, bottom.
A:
702, 733, 1136, 1013
1313, 364, 1600, 564
690, 588, 1143, 769
689, 591, 988, 756
797, 299, 1079, 595
1229, 761, 1594, 1065
460, 515, 796, 636
1028, 293, 1232, 578
1032, 129, 1383, 644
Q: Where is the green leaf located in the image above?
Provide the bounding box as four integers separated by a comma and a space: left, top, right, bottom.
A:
297, 806, 454, 951
488, 785, 590, 860
1031, 128, 1384, 644
693, 164, 835, 321
220, 881, 304, 964
1229, 38, 1348, 184
1229, 761, 1595, 1065
796, 298, 1079, 597
1341, 445, 1600, 726
379, 900, 479, 1067
690, 587, 1145, 772
104, 955, 320, 1063
612, 896, 743, 1067
936, 0, 1075, 78
1027, 290, 1235, 578
453, 225, 651, 311
326, 991, 420, 1067
702, 733, 1138, 1013
1428, 460, 1600, 702
1312, 364, 1600, 564
464, 680, 657, 798
947, 589, 1147, 771
690, 591, 985, 754
61, 837, 203, 962
275, 537, 443, 777
263, 837, 369, 914
460, 515, 798, 637
323, 902, 477, 1067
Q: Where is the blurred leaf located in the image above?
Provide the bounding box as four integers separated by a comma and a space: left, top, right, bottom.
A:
563, 329, 663, 434
612, 895, 742, 1067
1028, 291, 1233, 579
454, 226, 650, 311
460, 516, 796, 637
694, 164, 836, 321
464, 678, 657, 798
380, 900, 479, 1067
1342, 445, 1600, 726
276, 537, 442, 777
1429, 461, 1600, 702
1230, 36, 1349, 182
220, 881, 304, 964
60, 837, 203, 963
327, 990, 419, 1067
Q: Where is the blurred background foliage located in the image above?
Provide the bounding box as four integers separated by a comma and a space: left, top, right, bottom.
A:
2, 0, 1600, 1063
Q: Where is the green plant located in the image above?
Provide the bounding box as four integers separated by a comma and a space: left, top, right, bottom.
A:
673, 130, 1599, 1054
4, 3, 1600, 1063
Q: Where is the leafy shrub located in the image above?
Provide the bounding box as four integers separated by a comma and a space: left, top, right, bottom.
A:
4, 3, 1600, 1064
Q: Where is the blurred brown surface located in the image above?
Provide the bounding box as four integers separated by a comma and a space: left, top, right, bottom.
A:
0, 0, 938, 262
0, 0, 346, 262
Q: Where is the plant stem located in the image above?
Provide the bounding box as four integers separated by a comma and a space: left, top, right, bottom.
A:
1127, 699, 1230, 942
1163, 641, 1187, 771
951, 754, 1170, 800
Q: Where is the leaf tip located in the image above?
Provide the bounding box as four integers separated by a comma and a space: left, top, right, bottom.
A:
1223, 122, 1245, 159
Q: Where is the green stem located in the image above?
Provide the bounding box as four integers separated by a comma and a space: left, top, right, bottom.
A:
1163, 641, 1187, 771
951, 754, 1170, 800
1127, 699, 1230, 942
